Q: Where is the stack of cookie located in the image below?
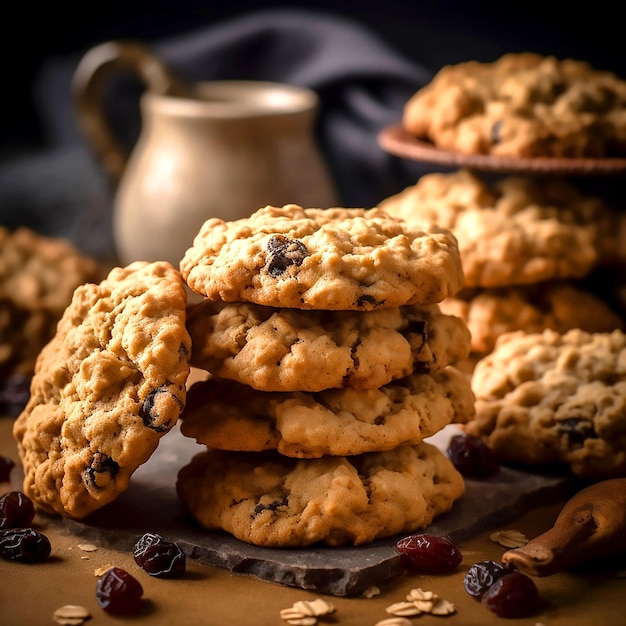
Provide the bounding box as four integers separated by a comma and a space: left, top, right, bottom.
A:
379, 169, 624, 368
175, 204, 476, 548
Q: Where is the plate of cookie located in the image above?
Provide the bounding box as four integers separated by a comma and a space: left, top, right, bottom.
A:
378, 124, 626, 175
381, 51, 626, 175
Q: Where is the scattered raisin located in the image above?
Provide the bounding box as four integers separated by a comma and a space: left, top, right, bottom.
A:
0, 455, 15, 482
0, 528, 51, 562
481, 571, 541, 618
96, 567, 144, 614
133, 532, 186, 578
447, 434, 500, 478
464, 560, 508, 598
396, 533, 463, 574
0, 491, 35, 529
0, 373, 31, 418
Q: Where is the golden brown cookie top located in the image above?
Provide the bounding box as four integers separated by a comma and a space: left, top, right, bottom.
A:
13, 261, 191, 518
179, 204, 464, 310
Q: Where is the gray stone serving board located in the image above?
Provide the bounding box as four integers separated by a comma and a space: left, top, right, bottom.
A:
56, 425, 570, 596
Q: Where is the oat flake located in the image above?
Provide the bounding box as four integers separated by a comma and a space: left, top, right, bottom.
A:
374, 618, 412, 626
52, 604, 91, 626
77, 543, 98, 552
489, 529, 529, 548
362, 585, 381, 599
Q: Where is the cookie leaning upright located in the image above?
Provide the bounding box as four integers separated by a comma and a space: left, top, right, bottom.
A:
179, 204, 464, 310
13, 261, 191, 519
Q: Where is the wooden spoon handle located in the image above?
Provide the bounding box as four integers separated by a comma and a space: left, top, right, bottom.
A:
502, 478, 626, 576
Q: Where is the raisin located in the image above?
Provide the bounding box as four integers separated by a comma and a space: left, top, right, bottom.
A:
133, 532, 186, 578
265, 235, 308, 277
447, 434, 500, 478
253, 497, 287, 517
0, 373, 31, 418
557, 418, 595, 446
464, 560, 508, 598
96, 566, 144, 614
0, 491, 35, 529
84, 453, 119, 489
0, 455, 15, 482
406, 319, 427, 340
0, 528, 51, 562
140, 387, 182, 432
481, 571, 541, 618
396, 533, 463, 574
356, 294, 380, 308
178, 341, 190, 362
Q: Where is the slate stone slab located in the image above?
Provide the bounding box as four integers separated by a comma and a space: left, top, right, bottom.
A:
56, 425, 570, 596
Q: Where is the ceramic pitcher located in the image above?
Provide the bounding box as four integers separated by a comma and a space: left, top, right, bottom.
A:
72, 41, 339, 266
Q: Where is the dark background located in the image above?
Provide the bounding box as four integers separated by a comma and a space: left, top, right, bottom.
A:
3, 0, 621, 159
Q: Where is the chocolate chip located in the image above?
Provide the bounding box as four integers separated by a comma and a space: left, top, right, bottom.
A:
265, 235, 308, 277
84, 453, 119, 489
140, 387, 183, 432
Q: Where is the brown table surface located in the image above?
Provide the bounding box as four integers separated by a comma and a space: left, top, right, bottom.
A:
1, 415, 624, 626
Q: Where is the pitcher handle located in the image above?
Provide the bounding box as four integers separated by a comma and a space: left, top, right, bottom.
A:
71, 40, 193, 183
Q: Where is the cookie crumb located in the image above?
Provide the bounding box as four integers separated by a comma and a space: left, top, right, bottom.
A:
94, 564, 114, 576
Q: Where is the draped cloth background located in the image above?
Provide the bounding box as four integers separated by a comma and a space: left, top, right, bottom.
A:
0, 9, 449, 262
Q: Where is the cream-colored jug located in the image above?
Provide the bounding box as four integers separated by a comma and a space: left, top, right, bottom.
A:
72, 41, 339, 266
